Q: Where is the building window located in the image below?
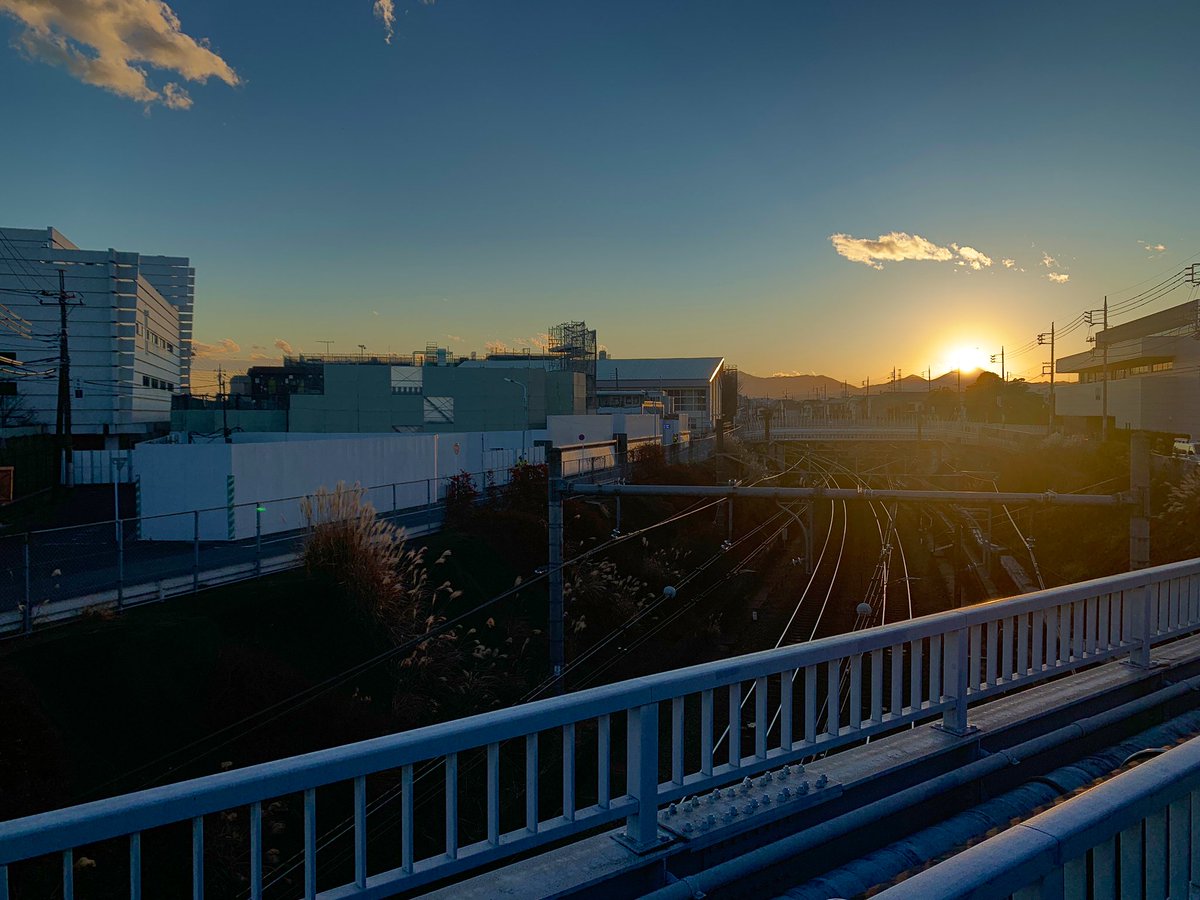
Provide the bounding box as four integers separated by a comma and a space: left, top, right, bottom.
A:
143, 375, 150, 387
423, 396, 454, 424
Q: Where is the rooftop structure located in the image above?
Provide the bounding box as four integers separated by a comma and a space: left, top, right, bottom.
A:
596, 356, 726, 431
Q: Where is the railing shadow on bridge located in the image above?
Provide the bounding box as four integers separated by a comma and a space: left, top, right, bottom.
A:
1, 557, 1198, 898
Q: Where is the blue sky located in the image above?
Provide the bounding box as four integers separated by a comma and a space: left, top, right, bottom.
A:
1, 0, 1198, 392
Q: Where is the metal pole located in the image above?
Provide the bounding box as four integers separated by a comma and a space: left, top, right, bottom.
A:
113, 469, 120, 544
1102, 296, 1109, 441
255, 503, 263, 577
22, 533, 31, 635
1130, 432, 1151, 571
392, 482, 397, 513
547, 448, 565, 694
615, 495, 622, 535
193, 509, 200, 593
116, 518, 124, 613
727, 498, 734, 542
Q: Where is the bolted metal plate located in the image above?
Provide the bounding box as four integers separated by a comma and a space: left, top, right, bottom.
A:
656, 763, 841, 848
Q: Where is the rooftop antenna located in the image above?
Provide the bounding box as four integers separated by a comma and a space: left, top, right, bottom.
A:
315, 340, 333, 356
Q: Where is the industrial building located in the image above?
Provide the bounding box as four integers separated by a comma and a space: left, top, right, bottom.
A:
1056, 297, 1200, 437
172, 356, 585, 436
0, 226, 194, 445
595, 355, 729, 432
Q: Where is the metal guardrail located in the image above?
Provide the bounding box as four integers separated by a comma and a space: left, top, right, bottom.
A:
875, 731, 1200, 899
2, 558, 1199, 898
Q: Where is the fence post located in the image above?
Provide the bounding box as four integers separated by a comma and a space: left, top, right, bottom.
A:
547, 447, 565, 693
193, 510, 200, 593
392, 482, 398, 513
939, 624, 975, 735
116, 518, 125, 613
624, 702, 662, 851
22, 533, 31, 635
255, 503, 263, 577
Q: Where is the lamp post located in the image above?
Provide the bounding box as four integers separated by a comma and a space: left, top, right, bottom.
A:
505, 377, 529, 460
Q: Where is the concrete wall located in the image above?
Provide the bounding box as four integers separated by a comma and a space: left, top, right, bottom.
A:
136, 430, 554, 541
1056, 375, 1200, 436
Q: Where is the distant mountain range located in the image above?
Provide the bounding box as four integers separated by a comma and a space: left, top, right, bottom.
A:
737, 369, 990, 399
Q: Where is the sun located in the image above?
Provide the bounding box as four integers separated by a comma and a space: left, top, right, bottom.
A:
944, 344, 990, 374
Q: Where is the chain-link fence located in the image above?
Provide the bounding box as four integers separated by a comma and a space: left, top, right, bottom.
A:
0, 434, 719, 636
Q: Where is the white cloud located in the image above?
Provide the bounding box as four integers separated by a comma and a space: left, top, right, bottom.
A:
1041, 252, 1058, 268
1001, 258, 1016, 269
1138, 240, 1167, 256
192, 337, 240, 359
373, 0, 395, 43
274, 338, 295, 355
830, 231, 995, 271
829, 231, 954, 270
0, 0, 239, 109
1046, 272, 1070, 284
951, 243, 993, 271
446, 334, 463, 343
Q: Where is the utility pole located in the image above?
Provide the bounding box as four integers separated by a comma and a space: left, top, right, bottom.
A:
1086, 300, 1110, 440
218, 366, 231, 443
1038, 323, 1056, 435
990, 347, 1004, 382
39, 269, 82, 487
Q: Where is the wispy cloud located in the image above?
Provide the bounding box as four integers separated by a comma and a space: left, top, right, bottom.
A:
1138, 240, 1167, 256
1041, 252, 1058, 268
1001, 258, 1016, 269
1046, 272, 1070, 284
0, 0, 239, 109
192, 338, 240, 359
372, 0, 395, 43
446, 334, 463, 343
951, 243, 993, 271
829, 231, 993, 271
274, 338, 295, 355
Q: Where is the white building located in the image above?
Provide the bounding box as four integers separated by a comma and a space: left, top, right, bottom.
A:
0, 226, 193, 445
1056, 298, 1200, 437
596, 357, 726, 432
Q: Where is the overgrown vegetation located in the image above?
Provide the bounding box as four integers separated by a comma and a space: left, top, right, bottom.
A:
300, 483, 531, 727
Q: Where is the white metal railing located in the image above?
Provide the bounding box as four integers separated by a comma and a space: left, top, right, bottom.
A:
2, 559, 1199, 898
874, 732, 1200, 899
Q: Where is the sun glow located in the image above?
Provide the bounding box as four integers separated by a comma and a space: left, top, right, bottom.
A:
944, 344, 990, 374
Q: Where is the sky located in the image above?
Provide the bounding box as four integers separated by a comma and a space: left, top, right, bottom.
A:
1, 0, 1198, 394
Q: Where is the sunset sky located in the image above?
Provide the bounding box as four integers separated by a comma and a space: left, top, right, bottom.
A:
1, 0, 1197, 393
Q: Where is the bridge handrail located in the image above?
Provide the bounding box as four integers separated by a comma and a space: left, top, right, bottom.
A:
873, 732, 1200, 898
3, 558, 1200, 896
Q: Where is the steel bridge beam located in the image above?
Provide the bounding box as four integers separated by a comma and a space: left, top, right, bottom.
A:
564, 483, 1130, 507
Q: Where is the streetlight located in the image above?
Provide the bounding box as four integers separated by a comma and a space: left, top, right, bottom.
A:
357, 344, 367, 360
111, 456, 127, 542
505, 377, 529, 460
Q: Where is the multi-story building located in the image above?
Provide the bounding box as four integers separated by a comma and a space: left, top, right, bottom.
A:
1055, 298, 1200, 437
0, 226, 193, 445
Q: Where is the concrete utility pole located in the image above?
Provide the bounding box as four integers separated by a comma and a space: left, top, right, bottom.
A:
39, 269, 82, 487
1087, 300, 1111, 440
547, 447, 565, 693
1038, 323, 1055, 435
1129, 432, 1150, 571
218, 366, 231, 443
991, 347, 1004, 382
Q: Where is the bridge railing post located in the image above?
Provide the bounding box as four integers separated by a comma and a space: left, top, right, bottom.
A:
939, 625, 974, 735
625, 701, 661, 851
1128, 583, 1154, 668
